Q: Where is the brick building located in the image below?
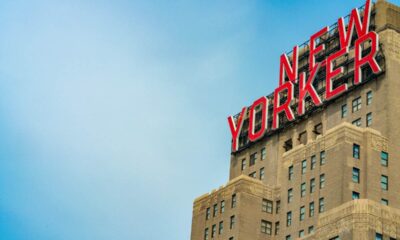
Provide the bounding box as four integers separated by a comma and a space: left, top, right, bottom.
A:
191, 1, 400, 239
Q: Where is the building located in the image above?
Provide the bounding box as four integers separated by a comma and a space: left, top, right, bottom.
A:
191, 0, 400, 240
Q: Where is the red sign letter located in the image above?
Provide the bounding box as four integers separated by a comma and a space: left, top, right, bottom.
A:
272, 82, 295, 129
309, 27, 329, 71
298, 63, 323, 116
354, 31, 381, 85
279, 46, 299, 86
338, 0, 372, 49
248, 97, 269, 142
228, 107, 247, 152
325, 47, 349, 100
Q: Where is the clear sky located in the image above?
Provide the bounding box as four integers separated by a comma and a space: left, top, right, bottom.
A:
0, 0, 397, 239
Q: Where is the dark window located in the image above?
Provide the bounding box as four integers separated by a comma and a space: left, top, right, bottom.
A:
206, 208, 210, 220
320, 151, 326, 165
249, 172, 256, 178
204, 228, 209, 240
353, 144, 360, 159
341, 104, 348, 118
284, 139, 293, 152
230, 215, 235, 229
213, 204, 218, 217
376, 233, 383, 240
275, 222, 280, 235
320, 174, 325, 189
300, 206, 305, 221
352, 191, 360, 200
286, 235, 292, 240
299, 230, 305, 238
262, 199, 273, 213
366, 113, 372, 126
241, 159, 246, 171
310, 178, 316, 193
219, 221, 223, 235
287, 211, 292, 226
261, 220, 272, 235
231, 194, 236, 208
211, 224, 216, 238
288, 165, 294, 180
288, 188, 293, 203
299, 131, 307, 145
352, 118, 362, 127
367, 91, 373, 105
250, 153, 257, 166
381, 175, 388, 190
301, 183, 306, 197
308, 225, 314, 234
319, 198, 325, 213
301, 160, 307, 174
314, 123, 323, 136
352, 97, 362, 112
352, 168, 360, 183
260, 168, 265, 180
381, 199, 389, 205
261, 147, 266, 160
220, 201, 225, 213
381, 152, 388, 167
276, 201, 281, 214
311, 155, 316, 170
309, 202, 315, 217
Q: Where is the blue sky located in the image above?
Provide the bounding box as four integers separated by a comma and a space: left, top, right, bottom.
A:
0, 0, 395, 239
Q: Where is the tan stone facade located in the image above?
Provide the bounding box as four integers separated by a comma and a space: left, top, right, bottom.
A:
191, 1, 400, 239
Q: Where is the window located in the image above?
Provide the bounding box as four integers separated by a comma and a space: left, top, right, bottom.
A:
250, 153, 257, 166
249, 172, 256, 178
288, 165, 294, 180
260, 168, 265, 180
352, 168, 360, 183
367, 91, 373, 105
381, 175, 388, 190
299, 230, 305, 238
330, 237, 340, 240
284, 139, 293, 152
376, 233, 383, 240
352, 191, 360, 200
231, 194, 237, 208
301, 160, 307, 174
381, 199, 389, 205
320, 151, 326, 165
310, 178, 316, 193
204, 228, 209, 240
366, 113, 372, 126
320, 174, 325, 189
261, 220, 272, 235
230, 215, 235, 229
311, 155, 316, 170
276, 201, 281, 214
299, 131, 307, 145
262, 199, 273, 213
308, 225, 314, 234
314, 123, 322, 136
301, 183, 306, 197
213, 204, 218, 217
287, 211, 292, 226
319, 198, 325, 213
352, 97, 362, 112
381, 152, 388, 167
353, 144, 360, 159
352, 118, 362, 127
211, 224, 216, 238
229, 237, 234, 240
309, 202, 315, 217
341, 104, 348, 118
220, 201, 225, 213
261, 147, 266, 160
241, 159, 246, 171
219, 221, 223, 235
300, 206, 305, 221
286, 235, 292, 240
288, 188, 293, 203
206, 208, 210, 220
275, 222, 280, 235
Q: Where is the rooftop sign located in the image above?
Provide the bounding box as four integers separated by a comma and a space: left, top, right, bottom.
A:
228, 0, 383, 153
